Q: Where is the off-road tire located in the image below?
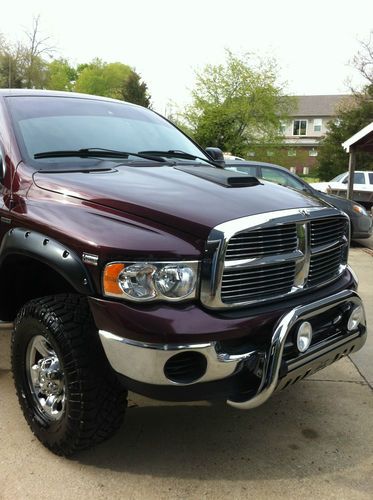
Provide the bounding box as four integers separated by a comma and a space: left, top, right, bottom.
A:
11, 294, 127, 456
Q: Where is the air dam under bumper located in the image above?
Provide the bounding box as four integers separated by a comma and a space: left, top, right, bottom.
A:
98, 289, 367, 409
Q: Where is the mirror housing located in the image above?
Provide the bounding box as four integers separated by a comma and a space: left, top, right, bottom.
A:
205, 147, 225, 167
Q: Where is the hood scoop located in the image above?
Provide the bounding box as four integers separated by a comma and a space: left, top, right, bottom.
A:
175, 165, 262, 188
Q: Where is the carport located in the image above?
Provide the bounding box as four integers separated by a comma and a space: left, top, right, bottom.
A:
342, 121, 373, 199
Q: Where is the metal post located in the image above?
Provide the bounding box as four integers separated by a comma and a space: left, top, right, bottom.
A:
347, 147, 356, 200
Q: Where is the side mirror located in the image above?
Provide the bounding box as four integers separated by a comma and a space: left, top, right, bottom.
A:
205, 147, 225, 167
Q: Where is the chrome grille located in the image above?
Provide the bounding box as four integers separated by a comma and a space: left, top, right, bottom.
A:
225, 224, 297, 260
310, 218, 347, 247
308, 245, 343, 286
201, 208, 350, 309
221, 262, 296, 303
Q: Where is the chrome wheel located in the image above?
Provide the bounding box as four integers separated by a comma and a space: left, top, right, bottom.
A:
26, 335, 65, 421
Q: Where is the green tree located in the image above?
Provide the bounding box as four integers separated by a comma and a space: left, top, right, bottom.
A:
75, 59, 132, 99
317, 33, 373, 181
182, 51, 293, 156
121, 70, 151, 107
0, 35, 25, 88
46, 58, 76, 91
317, 88, 373, 180
0, 16, 53, 89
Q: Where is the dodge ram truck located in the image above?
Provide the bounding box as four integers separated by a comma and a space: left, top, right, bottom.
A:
0, 89, 367, 456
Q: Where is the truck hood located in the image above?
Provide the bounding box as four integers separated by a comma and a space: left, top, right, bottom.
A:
33, 163, 326, 237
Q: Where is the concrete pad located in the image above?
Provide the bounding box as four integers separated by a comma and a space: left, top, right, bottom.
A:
0, 368, 372, 500
354, 235, 373, 250
348, 249, 373, 387
0, 326, 11, 372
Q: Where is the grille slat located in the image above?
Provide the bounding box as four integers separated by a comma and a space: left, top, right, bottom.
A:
222, 273, 296, 289
225, 223, 297, 260
219, 214, 348, 306
221, 262, 296, 303
310, 218, 347, 248
224, 268, 296, 279
308, 246, 343, 286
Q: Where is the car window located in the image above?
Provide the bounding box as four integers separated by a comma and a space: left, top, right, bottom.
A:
332, 173, 347, 182
6, 96, 209, 167
340, 173, 366, 184
225, 165, 257, 176
260, 167, 304, 190
354, 173, 366, 184
369, 173, 373, 184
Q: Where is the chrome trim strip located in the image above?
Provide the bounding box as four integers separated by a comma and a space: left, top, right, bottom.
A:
227, 289, 365, 409
201, 207, 350, 310
98, 330, 257, 385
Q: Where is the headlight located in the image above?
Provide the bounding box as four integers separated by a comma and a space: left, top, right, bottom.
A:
352, 203, 368, 216
103, 261, 199, 302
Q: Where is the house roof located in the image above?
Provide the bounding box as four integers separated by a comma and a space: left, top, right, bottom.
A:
342, 122, 373, 152
291, 95, 352, 117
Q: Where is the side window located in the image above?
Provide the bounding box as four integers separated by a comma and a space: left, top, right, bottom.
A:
342, 173, 366, 184
369, 173, 373, 184
354, 173, 365, 184
226, 165, 257, 176
260, 167, 304, 190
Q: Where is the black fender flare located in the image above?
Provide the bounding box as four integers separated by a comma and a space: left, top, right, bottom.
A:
0, 228, 95, 295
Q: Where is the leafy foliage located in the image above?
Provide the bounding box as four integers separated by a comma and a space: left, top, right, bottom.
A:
74, 59, 132, 99
317, 86, 373, 180
46, 59, 76, 91
0, 19, 151, 107
182, 51, 294, 156
121, 71, 151, 107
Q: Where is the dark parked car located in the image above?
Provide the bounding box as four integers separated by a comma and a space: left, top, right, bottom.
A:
225, 159, 372, 239
0, 90, 367, 456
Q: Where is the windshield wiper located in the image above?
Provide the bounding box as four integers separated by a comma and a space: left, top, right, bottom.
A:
138, 150, 224, 168
34, 148, 168, 163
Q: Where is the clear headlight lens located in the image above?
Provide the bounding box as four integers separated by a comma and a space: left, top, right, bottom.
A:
352, 203, 368, 216
103, 261, 199, 302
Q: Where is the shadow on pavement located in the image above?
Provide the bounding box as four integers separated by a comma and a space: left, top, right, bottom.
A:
74, 380, 372, 486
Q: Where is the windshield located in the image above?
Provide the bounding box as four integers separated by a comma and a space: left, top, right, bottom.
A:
331, 173, 347, 182
6, 96, 208, 167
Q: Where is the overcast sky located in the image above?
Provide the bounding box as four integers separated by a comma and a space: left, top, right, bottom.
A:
2, 0, 372, 113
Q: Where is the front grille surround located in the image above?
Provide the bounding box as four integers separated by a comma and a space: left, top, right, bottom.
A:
201, 207, 349, 309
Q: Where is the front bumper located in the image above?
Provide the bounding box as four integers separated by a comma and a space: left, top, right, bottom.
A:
99, 289, 367, 409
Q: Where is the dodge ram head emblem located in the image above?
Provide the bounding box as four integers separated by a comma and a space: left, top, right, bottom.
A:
299, 209, 311, 217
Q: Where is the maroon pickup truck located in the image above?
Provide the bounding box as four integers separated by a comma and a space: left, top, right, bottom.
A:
0, 89, 367, 456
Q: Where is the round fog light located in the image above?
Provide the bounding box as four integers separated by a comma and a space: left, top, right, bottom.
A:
296, 321, 313, 352
347, 306, 363, 331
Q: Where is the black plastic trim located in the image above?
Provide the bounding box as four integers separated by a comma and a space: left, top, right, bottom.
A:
0, 227, 94, 294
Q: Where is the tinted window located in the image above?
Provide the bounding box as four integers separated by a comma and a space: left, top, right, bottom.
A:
331, 173, 347, 182
354, 173, 365, 184
369, 173, 373, 184
225, 164, 257, 176
260, 167, 304, 190
6, 96, 207, 166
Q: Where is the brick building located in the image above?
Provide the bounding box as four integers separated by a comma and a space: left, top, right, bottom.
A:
280, 94, 351, 174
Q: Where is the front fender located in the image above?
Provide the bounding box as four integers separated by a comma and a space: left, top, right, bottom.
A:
0, 228, 94, 295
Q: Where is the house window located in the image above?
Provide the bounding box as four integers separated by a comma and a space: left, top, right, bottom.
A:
293, 120, 307, 136
313, 118, 322, 132
288, 149, 296, 157
309, 148, 318, 157
279, 121, 286, 134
